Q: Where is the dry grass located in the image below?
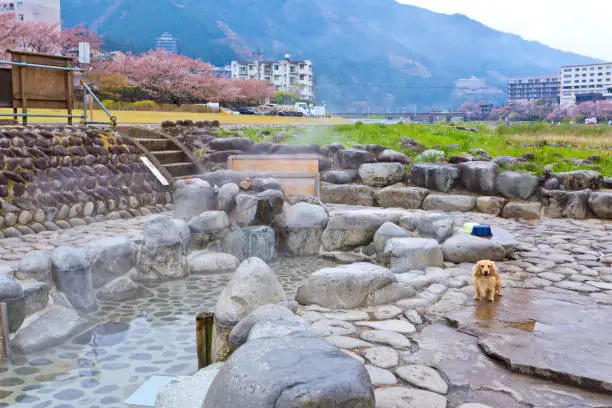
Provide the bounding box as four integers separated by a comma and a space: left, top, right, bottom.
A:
0, 108, 348, 126
507, 133, 612, 147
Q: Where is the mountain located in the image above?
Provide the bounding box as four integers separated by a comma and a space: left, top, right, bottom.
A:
60, 0, 599, 111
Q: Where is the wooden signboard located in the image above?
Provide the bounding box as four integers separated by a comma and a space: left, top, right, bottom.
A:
8, 49, 75, 124
227, 154, 320, 198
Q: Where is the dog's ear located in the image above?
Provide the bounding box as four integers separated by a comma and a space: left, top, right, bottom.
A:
473, 262, 482, 276
491, 262, 498, 276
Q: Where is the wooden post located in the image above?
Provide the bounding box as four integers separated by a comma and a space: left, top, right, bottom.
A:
12, 107, 17, 123
18, 56, 27, 126
65, 61, 72, 125
196, 312, 214, 369
0, 303, 11, 363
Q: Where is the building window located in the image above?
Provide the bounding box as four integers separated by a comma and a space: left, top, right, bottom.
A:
17, 0, 22, 7
274, 65, 279, 71
299, 64, 305, 70
17, 13, 24, 21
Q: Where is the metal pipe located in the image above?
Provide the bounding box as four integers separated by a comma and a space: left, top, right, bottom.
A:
0, 113, 85, 118
82, 82, 112, 117
0, 60, 84, 72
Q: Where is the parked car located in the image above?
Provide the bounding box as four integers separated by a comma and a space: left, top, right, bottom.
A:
237, 107, 257, 115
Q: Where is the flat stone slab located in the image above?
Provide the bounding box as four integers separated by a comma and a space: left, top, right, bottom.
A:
355, 319, 417, 334
375, 387, 447, 408
360, 329, 412, 349
444, 288, 612, 393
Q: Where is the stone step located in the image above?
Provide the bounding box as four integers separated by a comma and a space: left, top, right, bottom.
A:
153, 150, 188, 165
134, 138, 175, 152
164, 162, 200, 178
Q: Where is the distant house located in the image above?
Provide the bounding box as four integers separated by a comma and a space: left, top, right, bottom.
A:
231, 54, 314, 101
1, 0, 61, 26
155, 32, 178, 54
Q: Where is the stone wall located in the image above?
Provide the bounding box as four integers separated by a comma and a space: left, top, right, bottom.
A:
0, 125, 172, 238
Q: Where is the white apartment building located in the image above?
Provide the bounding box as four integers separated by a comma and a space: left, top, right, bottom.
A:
1, 0, 61, 26
560, 62, 612, 106
231, 55, 314, 101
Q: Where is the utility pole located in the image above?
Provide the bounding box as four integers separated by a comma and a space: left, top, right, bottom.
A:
256, 50, 263, 80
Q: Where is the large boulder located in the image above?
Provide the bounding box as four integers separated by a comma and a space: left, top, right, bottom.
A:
375, 186, 429, 209
209, 137, 254, 151
173, 179, 216, 220
134, 215, 190, 282
378, 149, 411, 164
422, 194, 476, 212
321, 183, 376, 206
407, 212, 455, 242
217, 183, 239, 213
384, 238, 444, 272
457, 162, 497, 194
296, 263, 413, 309
96, 276, 145, 301
496, 171, 539, 200
83, 237, 137, 289
203, 336, 375, 408
410, 163, 460, 192
555, 170, 604, 191
0, 274, 25, 333
373, 222, 411, 263
51, 246, 97, 312
588, 191, 612, 219
213, 258, 286, 362
222, 226, 277, 262
187, 251, 240, 275
336, 148, 376, 169
275, 203, 328, 256
229, 304, 301, 348
541, 189, 592, 219
16, 250, 52, 284
358, 163, 407, 188
501, 202, 542, 220
251, 177, 284, 193
321, 170, 358, 185
442, 234, 506, 263
21, 281, 49, 316
322, 208, 408, 251
188, 211, 231, 247
476, 196, 507, 216
155, 363, 224, 408
415, 149, 446, 162
235, 190, 284, 227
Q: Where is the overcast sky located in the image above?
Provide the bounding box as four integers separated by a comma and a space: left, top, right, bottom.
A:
397, 0, 611, 61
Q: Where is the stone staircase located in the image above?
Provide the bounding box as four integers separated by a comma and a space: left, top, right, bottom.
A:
118, 126, 203, 181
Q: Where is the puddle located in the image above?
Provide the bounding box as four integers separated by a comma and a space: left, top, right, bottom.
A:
0, 257, 337, 408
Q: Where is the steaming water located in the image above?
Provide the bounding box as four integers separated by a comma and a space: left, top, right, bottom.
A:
0, 257, 338, 408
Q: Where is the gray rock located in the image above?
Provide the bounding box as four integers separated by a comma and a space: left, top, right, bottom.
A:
275, 203, 328, 256
458, 162, 498, 194
310, 319, 357, 337
468, 148, 493, 160
18, 210, 33, 225
325, 336, 373, 349
366, 365, 398, 386
172, 218, 192, 254
555, 170, 604, 191
375, 187, 429, 209
84, 237, 137, 289
336, 148, 376, 169
188, 211, 231, 247
415, 149, 446, 162
604, 177, 612, 189
410, 163, 459, 193
321, 170, 358, 184
395, 365, 448, 394
217, 183, 239, 213
373, 222, 411, 263
322, 208, 407, 251
320, 183, 376, 206
96, 276, 144, 301
222, 226, 277, 262
501, 202, 542, 220
384, 238, 444, 272
134, 215, 189, 282
51, 246, 97, 312
252, 177, 283, 193
16, 250, 52, 283
155, 363, 224, 408
541, 189, 591, 219
0, 274, 25, 332
11, 305, 89, 353
247, 317, 312, 342
362, 346, 400, 369
209, 136, 254, 151
203, 336, 375, 408
21, 280, 49, 316
173, 179, 216, 220
359, 163, 407, 188
235, 190, 284, 227
375, 387, 447, 408
355, 319, 416, 334
442, 234, 506, 263
229, 304, 300, 348
422, 194, 476, 212
414, 213, 455, 242
378, 149, 411, 164
360, 330, 412, 349
215, 258, 286, 326
296, 263, 411, 309
187, 251, 240, 275
588, 191, 612, 219
476, 197, 507, 216
496, 171, 539, 200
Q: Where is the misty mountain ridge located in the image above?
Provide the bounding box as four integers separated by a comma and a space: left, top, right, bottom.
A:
60, 0, 599, 111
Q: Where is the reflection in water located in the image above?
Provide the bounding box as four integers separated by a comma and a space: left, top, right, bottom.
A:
72, 322, 130, 347
474, 297, 537, 332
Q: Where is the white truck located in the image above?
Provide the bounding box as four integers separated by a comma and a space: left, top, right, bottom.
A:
294, 102, 327, 118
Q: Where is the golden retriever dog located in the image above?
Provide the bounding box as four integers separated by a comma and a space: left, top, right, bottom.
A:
473, 260, 502, 302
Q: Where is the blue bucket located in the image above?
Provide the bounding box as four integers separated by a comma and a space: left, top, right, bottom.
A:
471, 225, 493, 237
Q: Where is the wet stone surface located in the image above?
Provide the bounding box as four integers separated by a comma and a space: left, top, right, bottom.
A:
0, 256, 337, 408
